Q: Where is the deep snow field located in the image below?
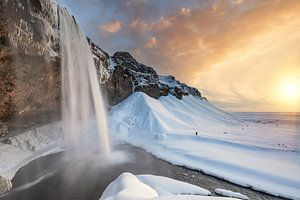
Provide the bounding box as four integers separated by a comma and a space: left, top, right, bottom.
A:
0, 92, 299, 199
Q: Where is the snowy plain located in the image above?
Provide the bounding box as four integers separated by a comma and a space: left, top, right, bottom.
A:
109, 92, 300, 200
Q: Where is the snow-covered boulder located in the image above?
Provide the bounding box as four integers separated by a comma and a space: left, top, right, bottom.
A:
100, 173, 215, 200
100, 172, 158, 200
137, 174, 211, 196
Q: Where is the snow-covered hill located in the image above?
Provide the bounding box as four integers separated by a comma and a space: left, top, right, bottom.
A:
109, 92, 238, 138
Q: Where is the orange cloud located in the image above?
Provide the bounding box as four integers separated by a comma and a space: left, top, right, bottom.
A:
87, 0, 300, 111
100, 20, 121, 34
179, 8, 191, 16
232, 0, 243, 5
125, 0, 300, 111
145, 37, 157, 48
129, 19, 148, 32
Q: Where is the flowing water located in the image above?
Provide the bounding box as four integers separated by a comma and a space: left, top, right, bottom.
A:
59, 7, 110, 154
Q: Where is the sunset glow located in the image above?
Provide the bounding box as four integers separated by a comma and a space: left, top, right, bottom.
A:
280, 79, 300, 104
58, 0, 300, 112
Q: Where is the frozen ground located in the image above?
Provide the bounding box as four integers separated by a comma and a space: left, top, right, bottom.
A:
0, 122, 63, 180
109, 92, 300, 199
100, 172, 237, 200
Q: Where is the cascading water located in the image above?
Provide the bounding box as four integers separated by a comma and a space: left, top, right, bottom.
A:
59, 7, 110, 155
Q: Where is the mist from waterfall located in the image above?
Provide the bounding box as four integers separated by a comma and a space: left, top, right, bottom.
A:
59, 7, 110, 155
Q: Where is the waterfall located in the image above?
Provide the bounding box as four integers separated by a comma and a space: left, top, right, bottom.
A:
59, 7, 110, 155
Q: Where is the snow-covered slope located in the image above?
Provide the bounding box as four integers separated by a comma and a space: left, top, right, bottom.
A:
109, 92, 300, 200
109, 92, 238, 138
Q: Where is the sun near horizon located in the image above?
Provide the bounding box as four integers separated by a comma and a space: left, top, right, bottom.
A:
280, 78, 300, 103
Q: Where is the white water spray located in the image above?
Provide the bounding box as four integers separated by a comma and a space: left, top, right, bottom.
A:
59, 7, 110, 155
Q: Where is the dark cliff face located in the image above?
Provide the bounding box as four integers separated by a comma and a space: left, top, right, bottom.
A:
0, 0, 60, 137
90, 45, 204, 106
0, 0, 206, 137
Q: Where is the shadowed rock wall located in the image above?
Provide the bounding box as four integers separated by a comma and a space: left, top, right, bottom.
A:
0, 0, 60, 138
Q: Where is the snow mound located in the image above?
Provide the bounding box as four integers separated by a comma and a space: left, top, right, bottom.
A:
100, 172, 234, 200
100, 172, 158, 200
214, 189, 248, 200
137, 174, 211, 196
109, 92, 238, 138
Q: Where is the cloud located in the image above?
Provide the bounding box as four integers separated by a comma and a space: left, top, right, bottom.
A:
100, 20, 121, 34
125, 0, 300, 111
231, 0, 243, 5
179, 8, 191, 16
139, 1, 298, 67
129, 19, 148, 32
144, 37, 157, 48
61, 0, 300, 111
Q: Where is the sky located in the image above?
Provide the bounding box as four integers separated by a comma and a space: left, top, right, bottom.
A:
57, 0, 300, 112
